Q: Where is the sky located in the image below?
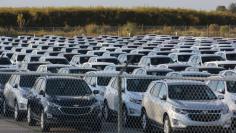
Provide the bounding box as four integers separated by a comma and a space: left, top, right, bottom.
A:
0, 0, 235, 10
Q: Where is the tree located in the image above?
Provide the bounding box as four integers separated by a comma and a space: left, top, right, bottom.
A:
17, 14, 25, 30
228, 3, 236, 13
216, 6, 227, 12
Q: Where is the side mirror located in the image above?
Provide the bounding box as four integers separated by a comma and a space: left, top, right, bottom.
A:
217, 88, 225, 94
93, 90, 99, 95
39, 90, 45, 97
160, 95, 167, 101
218, 95, 224, 100
13, 84, 19, 88
91, 84, 96, 87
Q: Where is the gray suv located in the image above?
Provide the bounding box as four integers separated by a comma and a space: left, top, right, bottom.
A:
141, 80, 232, 133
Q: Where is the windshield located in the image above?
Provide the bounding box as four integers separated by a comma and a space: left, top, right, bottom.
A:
46, 79, 92, 96
64, 54, 76, 61
20, 75, 39, 88
0, 57, 11, 65
147, 70, 171, 76
202, 56, 224, 63
46, 59, 69, 65
30, 57, 40, 62
178, 54, 193, 62
97, 58, 120, 64
226, 81, 236, 93
151, 57, 174, 65
17, 55, 25, 61
0, 74, 11, 84
199, 68, 225, 74
127, 79, 154, 92
97, 77, 111, 86
226, 54, 236, 61
80, 57, 91, 64
127, 55, 143, 64
48, 67, 64, 73
168, 85, 217, 100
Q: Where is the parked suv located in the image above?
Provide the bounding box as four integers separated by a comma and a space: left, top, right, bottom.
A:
3, 74, 39, 121
206, 70, 236, 128
27, 76, 102, 132
141, 80, 232, 133
103, 75, 155, 126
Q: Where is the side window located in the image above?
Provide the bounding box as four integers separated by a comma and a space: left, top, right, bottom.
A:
207, 80, 218, 91
91, 77, 96, 86
152, 83, 162, 97
84, 76, 92, 84
158, 84, 167, 98
217, 81, 225, 92
35, 79, 43, 93
9, 75, 16, 85
111, 78, 119, 90
40, 79, 46, 91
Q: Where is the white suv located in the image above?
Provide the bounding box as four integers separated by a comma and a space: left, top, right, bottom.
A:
3, 74, 39, 121
141, 80, 232, 133
206, 70, 236, 128
103, 75, 155, 126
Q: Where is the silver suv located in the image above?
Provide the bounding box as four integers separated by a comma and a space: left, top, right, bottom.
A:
141, 80, 232, 133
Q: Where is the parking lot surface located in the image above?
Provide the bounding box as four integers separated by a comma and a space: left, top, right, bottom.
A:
0, 116, 142, 133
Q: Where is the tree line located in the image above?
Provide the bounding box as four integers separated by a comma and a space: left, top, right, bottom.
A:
1, 7, 236, 28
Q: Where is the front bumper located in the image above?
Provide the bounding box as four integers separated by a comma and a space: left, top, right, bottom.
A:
126, 101, 142, 117
169, 112, 232, 129
45, 106, 102, 126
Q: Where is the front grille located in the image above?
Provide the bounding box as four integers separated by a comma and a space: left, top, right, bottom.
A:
188, 110, 221, 122
232, 118, 236, 128
56, 99, 97, 107
60, 107, 91, 115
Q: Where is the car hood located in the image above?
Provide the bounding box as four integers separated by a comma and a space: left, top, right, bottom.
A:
170, 99, 224, 110
49, 95, 97, 107
227, 93, 236, 100
126, 91, 144, 101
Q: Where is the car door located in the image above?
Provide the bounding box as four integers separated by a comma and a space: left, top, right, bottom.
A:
31, 79, 43, 118
9, 75, 20, 108
157, 84, 168, 124
108, 77, 118, 111
146, 82, 161, 121
4, 75, 17, 108
28, 79, 40, 117
35, 79, 46, 118
151, 83, 163, 123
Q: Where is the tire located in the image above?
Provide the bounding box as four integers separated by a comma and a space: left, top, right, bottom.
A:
163, 116, 172, 133
14, 102, 23, 121
40, 111, 50, 132
141, 110, 152, 133
27, 106, 36, 126
122, 107, 131, 127
103, 102, 112, 122
3, 100, 10, 117
91, 119, 102, 132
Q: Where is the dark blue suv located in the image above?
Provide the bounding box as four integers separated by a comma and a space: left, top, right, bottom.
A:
27, 76, 102, 132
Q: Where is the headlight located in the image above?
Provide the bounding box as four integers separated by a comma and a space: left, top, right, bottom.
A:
129, 97, 141, 105
222, 106, 229, 114
21, 91, 28, 98
47, 102, 60, 108
92, 100, 101, 109
172, 106, 188, 115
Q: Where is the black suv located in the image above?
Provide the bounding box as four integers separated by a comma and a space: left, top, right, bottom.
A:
27, 76, 102, 132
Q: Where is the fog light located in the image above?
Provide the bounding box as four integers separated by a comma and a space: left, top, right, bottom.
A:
172, 119, 186, 128
19, 103, 26, 109
46, 113, 53, 119
129, 108, 138, 114
173, 119, 179, 125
